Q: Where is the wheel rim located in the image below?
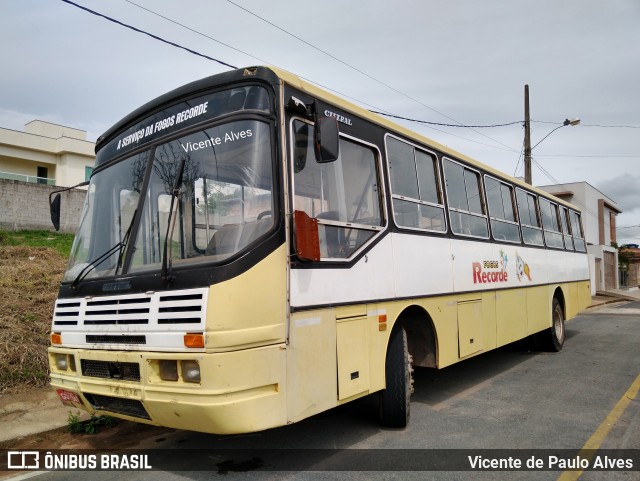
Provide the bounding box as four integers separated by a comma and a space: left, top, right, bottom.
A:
553, 305, 565, 343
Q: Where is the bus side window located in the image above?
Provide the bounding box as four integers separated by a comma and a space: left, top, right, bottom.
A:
443, 158, 488, 238
539, 198, 564, 249
570, 210, 586, 252
560, 206, 574, 250
385, 135, 446, 233
516, 188, 544, 246
484, 175, 520, 243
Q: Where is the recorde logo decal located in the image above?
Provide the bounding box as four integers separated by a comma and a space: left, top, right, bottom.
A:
472, 249, 510, 284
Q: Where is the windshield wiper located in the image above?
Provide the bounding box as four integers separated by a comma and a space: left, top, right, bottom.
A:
70, 210, 137, 291
161, 157, 187, 283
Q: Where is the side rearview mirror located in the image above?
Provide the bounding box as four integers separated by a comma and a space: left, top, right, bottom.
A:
48, 180, 89, 231
50, 193, 61, 231
314, 116, 339, 163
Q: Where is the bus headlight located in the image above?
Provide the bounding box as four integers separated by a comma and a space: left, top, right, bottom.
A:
55, 353, 69, 371
181, 360, 201, 383
159, 360, 179, 381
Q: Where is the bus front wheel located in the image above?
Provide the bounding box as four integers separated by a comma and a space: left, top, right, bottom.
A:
379, 326, 413, 428
537, 298, 565, 352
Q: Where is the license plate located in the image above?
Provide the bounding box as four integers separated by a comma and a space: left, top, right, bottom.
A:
56, 389, 81, 405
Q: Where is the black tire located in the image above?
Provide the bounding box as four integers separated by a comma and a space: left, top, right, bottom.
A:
380, 327, 412, 428
537, 297, 565, 352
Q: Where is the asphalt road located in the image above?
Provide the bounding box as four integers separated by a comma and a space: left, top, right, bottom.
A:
6, 304, 640, 481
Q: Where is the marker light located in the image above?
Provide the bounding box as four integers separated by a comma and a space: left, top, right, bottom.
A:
181, 360, 201, 383
184, 333, 205, 348
50, 333, 62, 345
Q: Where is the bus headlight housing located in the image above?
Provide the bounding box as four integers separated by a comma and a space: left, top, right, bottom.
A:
181, 360, 201, 383
159, 360, 179, 381
55, 353, 68, 371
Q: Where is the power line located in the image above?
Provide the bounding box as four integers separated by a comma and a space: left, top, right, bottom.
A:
369, 111, 523, 128
533, 120, 640, 129
531, 156, 601, 223
59, 1, 640, 164
119, 0, 527, 152
123, 0, 267, 65
581, 123, 640, 128
534, 154, 640, 158
60, 0, 237, 69
123, 0, 397, 117
224, 0, 515, 152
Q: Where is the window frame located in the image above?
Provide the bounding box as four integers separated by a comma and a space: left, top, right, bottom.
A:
289, 116, 388, 262
569, 209, 587, 252
483, 174, 521, 244
539, 197, 565, 250
384, 133, 447, 234
515, 187, 544, 247
442, 157, 489, 240
559, 205, 575, 251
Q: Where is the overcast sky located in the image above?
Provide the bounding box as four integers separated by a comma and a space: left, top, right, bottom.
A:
2, 0, 640, 243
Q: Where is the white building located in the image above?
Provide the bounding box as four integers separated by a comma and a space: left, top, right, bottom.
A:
538, 182, 621, 295
0, 120, 95, 187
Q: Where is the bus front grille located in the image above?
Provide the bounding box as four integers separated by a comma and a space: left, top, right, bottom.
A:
81, 360, 141, 381
84, 393, 151, 420
86, 334, 146, 345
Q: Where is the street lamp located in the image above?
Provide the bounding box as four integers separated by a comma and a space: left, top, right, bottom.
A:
531, 118, 581, 150
523, 84, 580, 184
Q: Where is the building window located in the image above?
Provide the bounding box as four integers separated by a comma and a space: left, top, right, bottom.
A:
37, 166, 48, 184
610, 211, 616, 244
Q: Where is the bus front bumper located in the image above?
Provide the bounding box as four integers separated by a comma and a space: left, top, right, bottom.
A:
48, 343, 287, 435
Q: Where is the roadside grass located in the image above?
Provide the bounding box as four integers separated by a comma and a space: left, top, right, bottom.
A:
0, 230, 72, 393
0, 229, 75, 257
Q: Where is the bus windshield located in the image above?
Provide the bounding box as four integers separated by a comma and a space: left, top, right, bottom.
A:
64, 118, 274, 282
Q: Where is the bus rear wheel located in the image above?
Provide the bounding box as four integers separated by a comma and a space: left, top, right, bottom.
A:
379, 326, 413, 428
537, 298, 565, 352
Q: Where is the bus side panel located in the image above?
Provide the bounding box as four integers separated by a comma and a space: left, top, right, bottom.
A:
287, 309, 338, 423
577, 279, 592, 315
527, 285, 551, 335
496, 288, 528, 347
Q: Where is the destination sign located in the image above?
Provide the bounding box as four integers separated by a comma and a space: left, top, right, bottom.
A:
95, 85, 270, 166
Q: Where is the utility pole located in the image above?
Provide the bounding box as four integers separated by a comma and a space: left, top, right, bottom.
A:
524, 84, 532, 184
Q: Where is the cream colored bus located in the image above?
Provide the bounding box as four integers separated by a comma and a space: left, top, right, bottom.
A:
48, 66, 591, 434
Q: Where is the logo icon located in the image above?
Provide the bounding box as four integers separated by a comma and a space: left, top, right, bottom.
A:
515, 253, 532, 281
8, 451, 40, 470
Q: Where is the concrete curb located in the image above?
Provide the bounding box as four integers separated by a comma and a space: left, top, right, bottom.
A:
0, 388, 88, 447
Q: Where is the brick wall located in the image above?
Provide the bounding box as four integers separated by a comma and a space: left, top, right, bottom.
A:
0, 179, 86, 233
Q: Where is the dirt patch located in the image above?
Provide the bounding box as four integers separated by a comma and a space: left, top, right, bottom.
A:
0, 420, 173, 451
0, 245, 66, 393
